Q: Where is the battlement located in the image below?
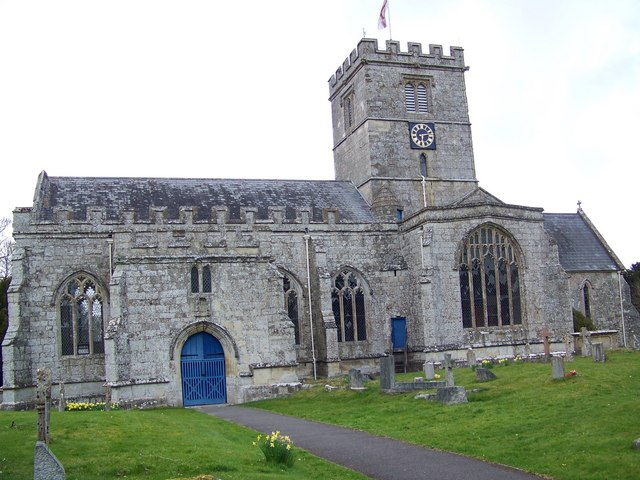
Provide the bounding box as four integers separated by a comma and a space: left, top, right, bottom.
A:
328, 38, 465, 95
16, 204, 349, 229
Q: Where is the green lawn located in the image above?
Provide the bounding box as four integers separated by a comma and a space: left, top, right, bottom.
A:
0, 408, 367, 479
1, 350, 639, 479
250, 349, 640, 480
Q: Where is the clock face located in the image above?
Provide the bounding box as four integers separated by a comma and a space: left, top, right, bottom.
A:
409, 122, 436, 149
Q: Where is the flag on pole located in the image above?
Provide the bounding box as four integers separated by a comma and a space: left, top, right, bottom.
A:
378, 0, 389, 29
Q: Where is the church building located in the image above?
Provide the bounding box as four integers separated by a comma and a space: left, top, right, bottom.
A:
2, 39, 637, 409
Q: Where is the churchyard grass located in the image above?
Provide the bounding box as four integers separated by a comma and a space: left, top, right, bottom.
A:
250, 349, 640, 480
0, 407, 367, 479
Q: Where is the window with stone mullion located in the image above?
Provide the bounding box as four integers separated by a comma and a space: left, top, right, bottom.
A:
459, 226, 522, 329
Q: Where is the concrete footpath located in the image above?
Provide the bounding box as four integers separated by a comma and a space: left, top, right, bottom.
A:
197, 405, 545, 480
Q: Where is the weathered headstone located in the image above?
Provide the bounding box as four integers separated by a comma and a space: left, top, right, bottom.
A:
105, 385, 112, 410
551, 356, 565, 379
540, 326, 551, 357
580, 327, 592, 357
36, 368, 53, 444
443, 353, 455, 387
423, 361, 435, 380
58, 383, 66, 413
435, 386, 467, 405
348, 369, 365, 390
379, 356, 395, 390
466, 348, 476, 368
475, 367, 497, 382
592, 342, 605, 362
34, 441, 65, 480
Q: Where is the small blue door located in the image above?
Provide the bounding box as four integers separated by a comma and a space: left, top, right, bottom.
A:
181, 332, 226, 406
391, 317, 407, 350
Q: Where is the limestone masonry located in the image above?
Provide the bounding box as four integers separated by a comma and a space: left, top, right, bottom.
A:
2, 38, 638, 409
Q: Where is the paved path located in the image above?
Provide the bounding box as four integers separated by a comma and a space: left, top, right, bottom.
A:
197, 405, 545, 480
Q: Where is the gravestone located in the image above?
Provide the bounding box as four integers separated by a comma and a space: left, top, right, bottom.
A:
105, 385, 112, 410
540, 326, 551, 357
423, 361, 435, 380
34, 441, 65, 480
551, 356, 565, 379
580, 327, 592, 357
348, 369, 365, 390
379, 356, 395, 390
435, 386, 467, 405
466, 348, 476, 368
36, 368, 53, 444
58, 383, 66, 413
475, 367, 497, 382
443, 353, 455, 387
592, 342, 605, 362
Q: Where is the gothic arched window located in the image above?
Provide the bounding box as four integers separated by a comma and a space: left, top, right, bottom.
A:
60, 274, 105, 356
583, 284, 592, 319
282, 273, 301, 345
331, 269, 367, 342
459, 226, 522, 328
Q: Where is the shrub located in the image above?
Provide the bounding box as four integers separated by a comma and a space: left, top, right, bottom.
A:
572, 308, 595, 332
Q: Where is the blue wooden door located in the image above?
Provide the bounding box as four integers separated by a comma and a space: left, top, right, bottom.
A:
181, 332, 226, 406
391, 317, 407, 350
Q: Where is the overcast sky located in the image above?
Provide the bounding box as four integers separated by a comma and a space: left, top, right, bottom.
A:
1, 0, 638, 267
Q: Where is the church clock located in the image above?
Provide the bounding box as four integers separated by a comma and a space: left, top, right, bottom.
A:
409, 122, 436, 150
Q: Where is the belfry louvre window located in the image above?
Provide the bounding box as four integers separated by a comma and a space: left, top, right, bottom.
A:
344, 95, 354, 129
60, 275, 105, 356
282, 274, 300, 345
331, 269, 367, 342
405, 82, 429, 113
459, 226, 522, 328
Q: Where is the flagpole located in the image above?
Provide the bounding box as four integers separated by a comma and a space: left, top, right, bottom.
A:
387, 1, 392, 40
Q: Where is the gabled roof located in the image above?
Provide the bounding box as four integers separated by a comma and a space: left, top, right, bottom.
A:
32, 172, 375, 223
543, 210, 623, 271
450, 187, 505, 207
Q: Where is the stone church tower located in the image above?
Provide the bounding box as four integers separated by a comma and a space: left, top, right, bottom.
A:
329, 40, 477, 219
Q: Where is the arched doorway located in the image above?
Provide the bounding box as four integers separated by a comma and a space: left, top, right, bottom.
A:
180, 332, 227, 406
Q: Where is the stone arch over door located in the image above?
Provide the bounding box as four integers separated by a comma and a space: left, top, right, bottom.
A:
170, 321, 240, 406
180, 332, 226, 406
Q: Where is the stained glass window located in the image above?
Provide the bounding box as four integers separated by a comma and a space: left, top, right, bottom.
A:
331, 269, 367, 342
459, 226, 523, 328
59, 275, 105, 356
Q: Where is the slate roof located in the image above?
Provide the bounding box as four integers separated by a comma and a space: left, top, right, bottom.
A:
32, 173, 375, 223
543, 212, 621, 271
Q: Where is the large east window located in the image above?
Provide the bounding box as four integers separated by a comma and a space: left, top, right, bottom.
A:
331, 269, 367, 342
60, 274, 105, 356
459, 226, 522, 328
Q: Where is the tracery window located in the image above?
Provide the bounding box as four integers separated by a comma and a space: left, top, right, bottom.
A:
459, 226, 522, 328
405, 82, 429, 113
331, 269, 367, 342
60, 274, 105, 356
282, 273, 300, 345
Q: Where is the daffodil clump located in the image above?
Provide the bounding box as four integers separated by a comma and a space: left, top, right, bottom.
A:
65, 401, 120, 411
480, 359, 494, 369
254, 431, 295, 467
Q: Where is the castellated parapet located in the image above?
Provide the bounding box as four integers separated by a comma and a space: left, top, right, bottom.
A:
328, 38, 466, 96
